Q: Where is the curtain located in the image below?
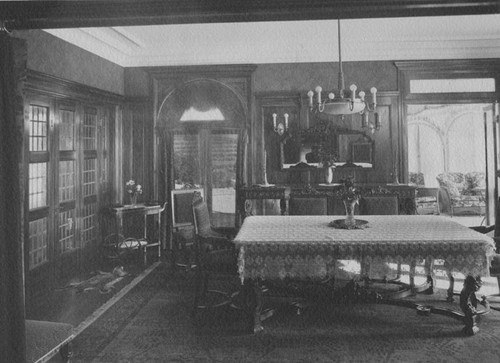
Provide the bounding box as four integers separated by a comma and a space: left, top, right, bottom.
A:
0, 33, 26, 363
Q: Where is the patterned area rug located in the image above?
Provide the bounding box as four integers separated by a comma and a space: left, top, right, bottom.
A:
71, 263, 500, 363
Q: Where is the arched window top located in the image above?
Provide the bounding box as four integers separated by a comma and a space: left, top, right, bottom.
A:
157, 78, 246, 128
179, 106, 225, 121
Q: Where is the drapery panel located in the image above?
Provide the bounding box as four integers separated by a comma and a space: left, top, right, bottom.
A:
0, 32, 27, 363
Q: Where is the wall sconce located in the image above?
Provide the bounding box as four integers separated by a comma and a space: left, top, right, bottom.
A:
272, 113, 289, 136
361, 111, 381, 134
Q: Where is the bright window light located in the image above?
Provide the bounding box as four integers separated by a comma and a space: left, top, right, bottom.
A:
410, 78, 495, 93
180, 107, 225, 121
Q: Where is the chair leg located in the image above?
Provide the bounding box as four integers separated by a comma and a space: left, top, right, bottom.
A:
193, 268, 204, 310
395, 262, 402, 280
193, 269, 237, 311
194, 268, 211, 306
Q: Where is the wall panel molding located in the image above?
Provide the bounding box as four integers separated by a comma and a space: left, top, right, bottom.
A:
25, 70, 124, 104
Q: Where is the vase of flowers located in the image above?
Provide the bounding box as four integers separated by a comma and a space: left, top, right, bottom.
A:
319, 147, 338, 185
343, 198, 357, 227
125, 179, 142, 205
336, 177, 362, 228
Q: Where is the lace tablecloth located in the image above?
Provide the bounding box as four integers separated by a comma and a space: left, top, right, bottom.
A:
233, 215, 496, 282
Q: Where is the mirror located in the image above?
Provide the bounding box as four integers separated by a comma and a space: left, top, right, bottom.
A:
280, 137, 320, 170
280, 122, 374, 170
338, 133, 374, 167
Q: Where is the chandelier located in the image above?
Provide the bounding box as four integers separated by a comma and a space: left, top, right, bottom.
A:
307, 20, 379, 130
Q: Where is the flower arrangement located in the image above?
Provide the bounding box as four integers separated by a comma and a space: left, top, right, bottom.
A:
336, 177, 362, 228
125, 179, 143, 196
335, 177, 362, 202
125, 180, 142, 205
319, 145, 338, 168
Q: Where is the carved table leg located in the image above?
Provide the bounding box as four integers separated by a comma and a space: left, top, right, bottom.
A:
424, 257, 435, 294
459, 275, 488, 336
409, 259, 416, 293
360, 256, 370, 287
446, 265, 455, 302
242, 279, 264, 334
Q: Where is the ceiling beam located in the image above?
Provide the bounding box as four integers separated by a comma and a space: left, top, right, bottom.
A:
1, 0, 499, 30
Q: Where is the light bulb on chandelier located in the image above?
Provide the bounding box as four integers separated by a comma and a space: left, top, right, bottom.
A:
272, 113, 289, 136
307, 19, 380, 132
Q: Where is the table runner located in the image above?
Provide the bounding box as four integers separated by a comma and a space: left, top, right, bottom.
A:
233, 215, 496, 282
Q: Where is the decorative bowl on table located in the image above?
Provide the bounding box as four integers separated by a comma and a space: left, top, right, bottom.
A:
328, 219, 369, 230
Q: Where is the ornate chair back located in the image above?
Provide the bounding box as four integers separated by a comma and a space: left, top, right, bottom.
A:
359, 194, 399, 215
289, 196, 328, 215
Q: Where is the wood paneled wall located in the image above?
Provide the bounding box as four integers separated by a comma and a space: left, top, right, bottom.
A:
122, 99, 155, 203
256, 91, 400, 186
125, 62, 402, 190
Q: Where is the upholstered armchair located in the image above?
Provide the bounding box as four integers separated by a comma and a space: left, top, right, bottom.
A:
436, 172, 485, 216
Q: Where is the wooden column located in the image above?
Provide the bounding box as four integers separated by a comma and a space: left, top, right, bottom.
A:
0, 32, 27, 363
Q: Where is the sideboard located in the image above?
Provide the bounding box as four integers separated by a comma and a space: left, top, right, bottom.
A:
237, 183, 417, 224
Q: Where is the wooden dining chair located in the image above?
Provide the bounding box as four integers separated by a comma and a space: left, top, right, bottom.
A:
288, 186, 328, 215
359, 194, 399, 215
191, 191, 239, 311
170, 188, 204, 270
289, 196, 328, 215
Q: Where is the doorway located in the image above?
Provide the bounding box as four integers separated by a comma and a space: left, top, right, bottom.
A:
407, 103, 497, 225
158, 78, 248, 230
172, 129, 239, 228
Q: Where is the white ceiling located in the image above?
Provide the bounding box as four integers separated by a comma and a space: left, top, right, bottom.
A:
44, 14, 500, 67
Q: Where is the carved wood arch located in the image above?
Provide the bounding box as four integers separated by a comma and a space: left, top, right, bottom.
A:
156, 78, 247, 131
150, 67, 255, 228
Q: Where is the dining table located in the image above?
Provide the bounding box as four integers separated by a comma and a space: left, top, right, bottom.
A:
233, 215, 496, 334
